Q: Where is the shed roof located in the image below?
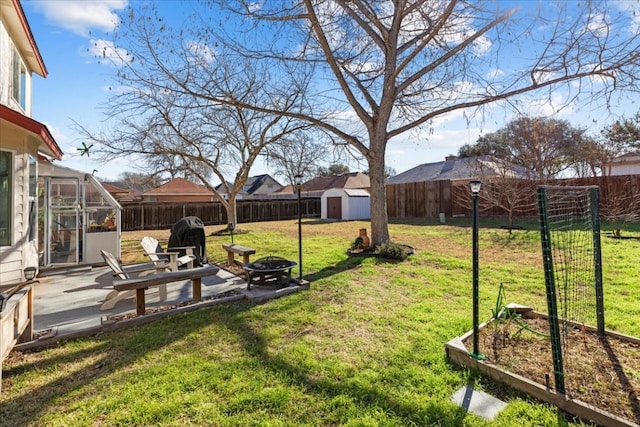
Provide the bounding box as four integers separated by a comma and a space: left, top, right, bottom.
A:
322, 188, 370, 197
343, 189, 370, 197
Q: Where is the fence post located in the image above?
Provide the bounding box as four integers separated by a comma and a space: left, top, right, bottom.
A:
591, 187, 605, 336
537, 186, 565, 395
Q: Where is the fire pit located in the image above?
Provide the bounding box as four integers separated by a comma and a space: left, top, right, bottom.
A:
242, 256, 297, 290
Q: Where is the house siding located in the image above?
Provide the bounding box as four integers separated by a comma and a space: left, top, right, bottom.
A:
248, 176, 282, 195
606, 155, 640, 176
0, 142, 32, 284
0, 5, 40, 284
348, 196, 371, 220
0, 17, 33, 115
0, 18, 13, 107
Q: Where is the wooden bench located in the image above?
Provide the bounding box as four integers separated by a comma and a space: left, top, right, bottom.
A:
222, 243, 256, 266
113, 264, 220, 315
100, 250, 170, 311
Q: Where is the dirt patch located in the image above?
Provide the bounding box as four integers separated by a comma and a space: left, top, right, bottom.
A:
463, 316, 640, 424
218, 262, 248, 279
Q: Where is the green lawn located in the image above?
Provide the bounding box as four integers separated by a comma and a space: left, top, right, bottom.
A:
2, 218, 639, 426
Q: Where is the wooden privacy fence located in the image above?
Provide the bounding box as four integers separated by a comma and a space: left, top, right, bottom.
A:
387, 175, 640, 219
386, 180, 453, 218
119, 175, 640, 229
120, 198, 321, 231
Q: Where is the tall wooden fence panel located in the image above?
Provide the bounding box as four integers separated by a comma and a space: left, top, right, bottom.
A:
387, 175, 640, 220
120, 198, 320, 231
386, 180, 452, 218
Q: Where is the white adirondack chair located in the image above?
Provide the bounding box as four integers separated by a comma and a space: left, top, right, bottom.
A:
100, 250, 168, 310
140, 236, 196, 271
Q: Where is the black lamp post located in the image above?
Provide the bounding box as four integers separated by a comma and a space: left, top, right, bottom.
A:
294, 174, 303, 281
469, 180, 485, 360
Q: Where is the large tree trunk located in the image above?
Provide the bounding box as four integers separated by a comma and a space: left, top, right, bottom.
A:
367, 134, 390, 246
225, 198, 238, 230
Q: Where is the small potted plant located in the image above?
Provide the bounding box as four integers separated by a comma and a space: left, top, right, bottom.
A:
104, 212, 116, 229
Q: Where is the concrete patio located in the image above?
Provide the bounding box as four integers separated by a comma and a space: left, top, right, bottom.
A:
22, 263, 308, 346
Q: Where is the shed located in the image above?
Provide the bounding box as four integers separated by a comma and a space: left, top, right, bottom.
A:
321, 188, 370, 220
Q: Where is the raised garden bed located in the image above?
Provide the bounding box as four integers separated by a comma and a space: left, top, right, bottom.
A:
446, 307, 640, 426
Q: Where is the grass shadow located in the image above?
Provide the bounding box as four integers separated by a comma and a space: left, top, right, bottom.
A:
600, 335, 640, 423
303, 255, 367, 282
0, 308, 223, 426
217, 306, 469, 425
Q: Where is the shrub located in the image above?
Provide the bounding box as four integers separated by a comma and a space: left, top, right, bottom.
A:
377, 241, 408, 261
350, 236, 364, 250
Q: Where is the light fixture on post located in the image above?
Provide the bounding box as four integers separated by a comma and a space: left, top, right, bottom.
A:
24, 266, 37, 282
469, 180, 485, 360
294, 174, 303, 282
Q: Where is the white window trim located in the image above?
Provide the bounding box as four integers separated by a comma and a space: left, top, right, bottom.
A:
11, 45, 27, 112
0, 149, 14, 248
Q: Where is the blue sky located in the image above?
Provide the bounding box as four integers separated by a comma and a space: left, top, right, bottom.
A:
22, 1, 639, 182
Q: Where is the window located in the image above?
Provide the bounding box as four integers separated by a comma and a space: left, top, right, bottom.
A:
0, 151, 12, 246
28, 156, 37, 242
12, 46, 27, 111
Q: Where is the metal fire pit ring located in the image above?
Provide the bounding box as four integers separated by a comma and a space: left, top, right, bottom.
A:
242, 256, 297, 290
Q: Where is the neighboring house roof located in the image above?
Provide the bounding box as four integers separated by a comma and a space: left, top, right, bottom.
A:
0, 104, 62, 159
610, 151, 640, 163
305, 172, 370, 191
386, 156, 527, 185
1, 0, 47, 76
100, 181, 144, 202
102, 182, 129, 194
215, 174, 283, 197
600, 151, 640, 176
144, 177, 213, 196
214, 180, 234, 192
243, 174, 282, 195
276, 172, 371, 195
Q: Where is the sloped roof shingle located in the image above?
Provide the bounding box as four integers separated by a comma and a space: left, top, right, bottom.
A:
144, 178, 213, 195
276, 172, 370, 194
386, 156, 527, 185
